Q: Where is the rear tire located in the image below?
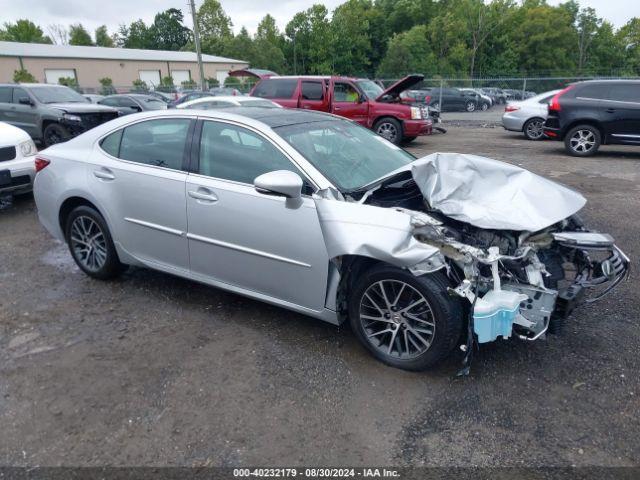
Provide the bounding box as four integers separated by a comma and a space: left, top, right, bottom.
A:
465, 101, 476, 112
564, 124, 601, 157
523, 117, 545, 141
374, 118, 403, 145
65, 205, 125, 280
481, 102, 489, 111
348, 265, 463, 371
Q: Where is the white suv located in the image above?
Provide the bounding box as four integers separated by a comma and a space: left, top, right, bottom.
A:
0, 122, 37, 198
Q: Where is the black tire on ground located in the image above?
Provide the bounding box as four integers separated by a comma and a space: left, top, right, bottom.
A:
522, 117, 546, 141
348, 264, 463, 371
64, 205, 125, 280
481, 102, 489, 111
465, 101, 476, 112
43, 123, 71, 147
564, 124, 601, 157
374, 117, 403, 145
402, 136, 417, 144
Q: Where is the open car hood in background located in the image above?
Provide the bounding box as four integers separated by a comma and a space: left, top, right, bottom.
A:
227, 68, 278, 80
375, 74, 424, 101
410, 153, 587, 232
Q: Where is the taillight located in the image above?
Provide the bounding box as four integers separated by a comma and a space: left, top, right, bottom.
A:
549, 85, 574, 112
505, 105, 520, 112
35, 157, 50, 173
424, 95, 431, 104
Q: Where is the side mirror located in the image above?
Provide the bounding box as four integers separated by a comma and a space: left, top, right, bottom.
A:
130, 105, 142, 112
254, 170, 302, 199
18, 97, 33, 106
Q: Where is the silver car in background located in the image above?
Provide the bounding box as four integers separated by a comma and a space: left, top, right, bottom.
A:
33, 108, 628, 371
502, 90, 560, 140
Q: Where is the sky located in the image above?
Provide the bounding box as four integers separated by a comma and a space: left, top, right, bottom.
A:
0, 0, 637, 40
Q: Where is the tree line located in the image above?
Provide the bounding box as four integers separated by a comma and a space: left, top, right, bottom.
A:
2, 0, 640, 79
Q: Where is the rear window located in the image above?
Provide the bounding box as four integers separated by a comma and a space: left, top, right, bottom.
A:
0, 87, 12, 103
609, 84, 640, 103
252, 79, 298, 99
577, 84, 609, 100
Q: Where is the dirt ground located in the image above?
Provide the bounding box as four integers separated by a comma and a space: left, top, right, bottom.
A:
1, 124, 638, 468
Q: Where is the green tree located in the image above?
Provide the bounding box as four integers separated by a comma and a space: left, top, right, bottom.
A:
587, 21, 626, 75
285, 4, 332, 74
618, 18, 640, 75
376, 25, 434, 77
95, 25, 114, 47
331, 0, 372, 76
117, 20, 151, 49
58, 77, 78, 88
223, 27, 255, 62
256, 14, 281, 45
69, 23, 93, 46
254, 15, 286, 73
1, 19, 52, 43
99, 77, 115, 95
575, 7, 601, 73
197, 0, 233, 54
149, 8, 191, 51
13, 68, 37, 83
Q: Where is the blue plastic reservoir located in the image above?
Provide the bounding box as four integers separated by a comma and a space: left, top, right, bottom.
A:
473, 290, 528, 343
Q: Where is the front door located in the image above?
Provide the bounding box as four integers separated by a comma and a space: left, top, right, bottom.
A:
10, 87, 39, 137
185, 119, 329, 311
330, 80, 369, 125
89, 117, 193, 272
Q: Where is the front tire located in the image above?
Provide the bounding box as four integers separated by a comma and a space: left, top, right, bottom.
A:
65, 205, 125, 280
43, 123, 71, 147
564, 124, 601, 156
374, 118, 403, 145
523, 117, 545, 141
481, 102, 489, 111
348, 265, 463, 371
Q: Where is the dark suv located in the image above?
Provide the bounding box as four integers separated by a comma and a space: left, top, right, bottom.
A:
544, 80, 640, 156
0, 83, 119, 147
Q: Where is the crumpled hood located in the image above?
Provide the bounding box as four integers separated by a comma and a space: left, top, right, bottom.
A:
410, 153, 586, 231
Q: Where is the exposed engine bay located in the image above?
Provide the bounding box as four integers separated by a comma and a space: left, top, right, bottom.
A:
321, 153, 630, 360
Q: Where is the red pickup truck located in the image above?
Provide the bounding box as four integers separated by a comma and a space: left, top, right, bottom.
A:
249, 74, 432, 145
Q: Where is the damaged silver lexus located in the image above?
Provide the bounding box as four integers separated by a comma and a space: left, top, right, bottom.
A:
33, 108, 629, 371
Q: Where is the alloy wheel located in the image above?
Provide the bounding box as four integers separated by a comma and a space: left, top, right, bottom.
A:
359, 280, 435, 359
376, 123, 398, 142
466, 101, 476, 112
526, 119, 544, 140
569, 129, 596, 153
70, 215, 108, 272
481, 103, 489, 111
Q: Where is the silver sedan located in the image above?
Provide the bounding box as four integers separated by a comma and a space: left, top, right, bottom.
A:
33, 108, 628, 371
502, 90, 560, 140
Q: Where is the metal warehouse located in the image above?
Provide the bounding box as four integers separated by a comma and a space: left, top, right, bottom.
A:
0, 41, 248, 90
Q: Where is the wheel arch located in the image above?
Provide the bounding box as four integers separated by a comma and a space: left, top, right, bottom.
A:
562, 119, 605, 143
58, 196, 108, 241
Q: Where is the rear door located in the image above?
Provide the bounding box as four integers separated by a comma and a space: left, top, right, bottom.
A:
330, 80, 368, 125
90, 117, 193, 272
299, 80, 327, 111
603, 83, 640, 144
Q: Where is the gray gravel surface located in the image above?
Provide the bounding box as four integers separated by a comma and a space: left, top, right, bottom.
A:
0, 126, 638, 467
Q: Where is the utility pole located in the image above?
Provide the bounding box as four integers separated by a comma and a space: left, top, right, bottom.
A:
189, 0, 206, 91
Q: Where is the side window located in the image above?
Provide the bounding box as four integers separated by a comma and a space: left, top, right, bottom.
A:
100, 129, 123, 157
199, 121, 312, 191
538, 94, 554, 104
301, 81, 324, 100
118, 97, 137, 108
0, 87, 12, 103
252, 79, 297, 99
119, 119, 190, 169
577, 84, 609, 100
100, 97, 119, 107
334, 83, 359, 103
12, 88, 29, 104
610, 84, 640, 103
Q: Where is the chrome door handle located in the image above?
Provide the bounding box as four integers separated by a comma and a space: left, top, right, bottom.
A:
93, 169, 115, 181
188, 189, 218, 203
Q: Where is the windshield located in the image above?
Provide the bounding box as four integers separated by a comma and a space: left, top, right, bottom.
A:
30, 86, 88, 104
356, 80, 384, 99
275, 119, 414, 191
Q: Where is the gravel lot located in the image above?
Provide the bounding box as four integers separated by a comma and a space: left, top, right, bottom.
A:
1, 124, 638, 468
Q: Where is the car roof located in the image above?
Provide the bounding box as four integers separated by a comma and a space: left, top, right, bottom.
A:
0, 83, 67, 88
218, 107, 333, 127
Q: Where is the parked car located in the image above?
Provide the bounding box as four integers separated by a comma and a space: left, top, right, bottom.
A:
146, 90, 174, 103
418, 88, 478, 112
544, 80, 640, 156
502, 89, 561, 140
0, 84, 119, 147
84, 94, 105, 104
168, 90, 214, 108
209, 87, 242, 97
0, 121, 37, 198
250, 75, 432, 144
177, 96, 281, 110
98, 94, 167, 115
481, 88, 507, 105
32, 108, 629, 370
460, 88, 492, 110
